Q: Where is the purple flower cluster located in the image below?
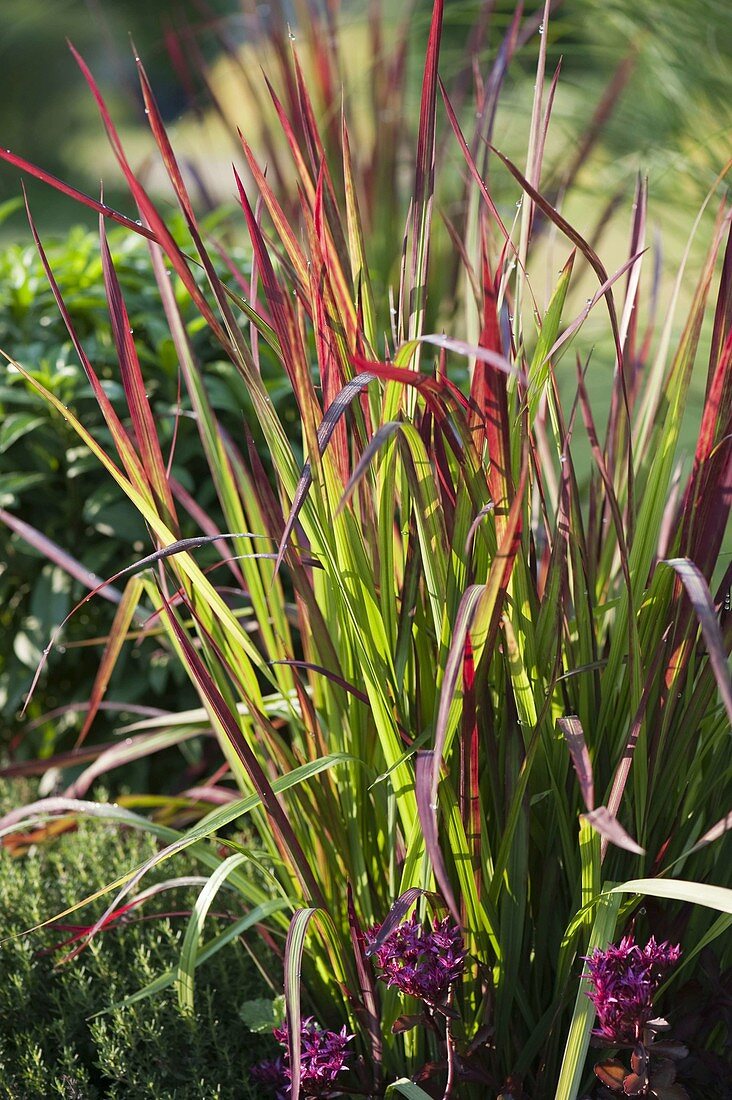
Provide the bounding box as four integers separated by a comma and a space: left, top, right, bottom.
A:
583, 934, 681, 1045
251, 1017, 353, 1098
366, 911, 466, 1005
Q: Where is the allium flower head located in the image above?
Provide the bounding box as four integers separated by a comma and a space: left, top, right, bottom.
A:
251, 1017, 353, 1097
366, 911, 466, 1005
583, 934, 681, 1045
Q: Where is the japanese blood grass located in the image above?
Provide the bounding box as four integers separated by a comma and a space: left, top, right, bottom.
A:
1, 2, 731, 1097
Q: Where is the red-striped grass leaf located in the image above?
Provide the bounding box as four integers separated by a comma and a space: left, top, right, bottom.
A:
364, 888, 428, 958
68, 44, 232, 351
439, 77, 513, 249
513, 0, 552, 348
157, 587, 325, 907
234, 167, 321, 452
23, 195, 153, 500
491, 144, 624, 373
431, 458, 528, 791
238, 130, 310, 288
74, 575, 145, 748
342, 114, 377, 353
0, 147, 156, 237
65, 727, 203, 800
99, 216, 178, 530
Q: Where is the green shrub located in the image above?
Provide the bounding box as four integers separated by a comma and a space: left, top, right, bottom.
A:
0, 781, 275, 1099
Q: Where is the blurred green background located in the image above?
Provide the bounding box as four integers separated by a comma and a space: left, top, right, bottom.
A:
1, 0, 730, 226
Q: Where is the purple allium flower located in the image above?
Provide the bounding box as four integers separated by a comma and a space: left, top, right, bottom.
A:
254, 1017, 353, 1097
583, 934, 681, 1045
366, 911, 466, 1005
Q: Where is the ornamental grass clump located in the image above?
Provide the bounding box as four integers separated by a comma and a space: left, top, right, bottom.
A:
0, 1, 731, 1097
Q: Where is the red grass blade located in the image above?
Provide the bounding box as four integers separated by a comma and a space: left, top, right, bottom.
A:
99, 217, 178, 530
408, 0, 444, 341
0, 148, 156, 238
75, 577, 144, 748
159, 588, 325, 906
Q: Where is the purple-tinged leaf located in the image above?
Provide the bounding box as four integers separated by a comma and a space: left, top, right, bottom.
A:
75, 577, 144, 747
158, 590, 324, 907
603, 638, 668, 862
415, 751, 461, 925
421, 333, 526, 383
464, 503, 495, 559
431, 458, 528, 800
439, 78, 514, 249
66, 727, 202, 798
491, 145, 624, 370
0, 507, 122, 605
583, 807, 645, 855
335, 421, 403, 518
662, 558, 732, 730
557, 716, 595, 811
68, 44, 231, 351
271, 660, 369, 709
180, 786, 238, 806
694, 811, 732, 849
22, 193, 151, 496
364, 888, 427, 958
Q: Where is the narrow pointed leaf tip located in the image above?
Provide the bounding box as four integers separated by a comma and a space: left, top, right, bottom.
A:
583, 807, 645, 855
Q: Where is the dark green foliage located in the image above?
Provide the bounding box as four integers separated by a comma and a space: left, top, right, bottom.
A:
0, 781, 276, 1099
